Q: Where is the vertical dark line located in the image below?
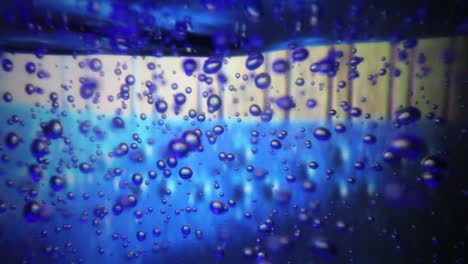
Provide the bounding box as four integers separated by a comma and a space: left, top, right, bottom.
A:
389, 44, 394, 119
285, 49, 290, 122
154, 58, 159, 117
61, 56, 68, 109
346, 45, 352, 121
348, 44, 356, 122
197, 57, 202, 115
327, 47, 335, 122
446, 37, 456, 121
264, 52, 271, 113
131, 56, 138, 116
326, 76, 332, 122
388, 45, 396, 120
408, 47, 416, 107
218, 57, 224, 121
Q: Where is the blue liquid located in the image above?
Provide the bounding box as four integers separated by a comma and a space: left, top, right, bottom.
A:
0, 102, 466, 262
0, 1, 467, 263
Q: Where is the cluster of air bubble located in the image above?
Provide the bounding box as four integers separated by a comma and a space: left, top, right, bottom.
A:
0, 1, 467, 263
0, 48, 465, 263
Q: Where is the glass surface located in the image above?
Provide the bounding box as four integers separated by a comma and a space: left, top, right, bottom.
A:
0, 1, 467, 263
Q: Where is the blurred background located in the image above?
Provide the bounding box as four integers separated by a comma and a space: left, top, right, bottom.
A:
0, 1, 467, 263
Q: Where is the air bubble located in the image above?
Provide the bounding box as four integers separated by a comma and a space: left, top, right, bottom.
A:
179, 167, 193, 180
249, 104, 262, 116
23, 201, 42, 222
255, 72, 271, 89
207, 94, 222, 113
314, 127, 331, 141
42, 119, 63, 140
395, 106, 421, 125
246, 53, 264, 70
203, 57, 222, 74
272, 59, 290, 73
209, 200, 226, 214
155, 99, 168, 113
89, 58, 102, 72
183, 58, 197, 76
49, 175, 66, 192
25, 62, 36, 74
2, 58, 13, 72
292, 48, 309, 62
